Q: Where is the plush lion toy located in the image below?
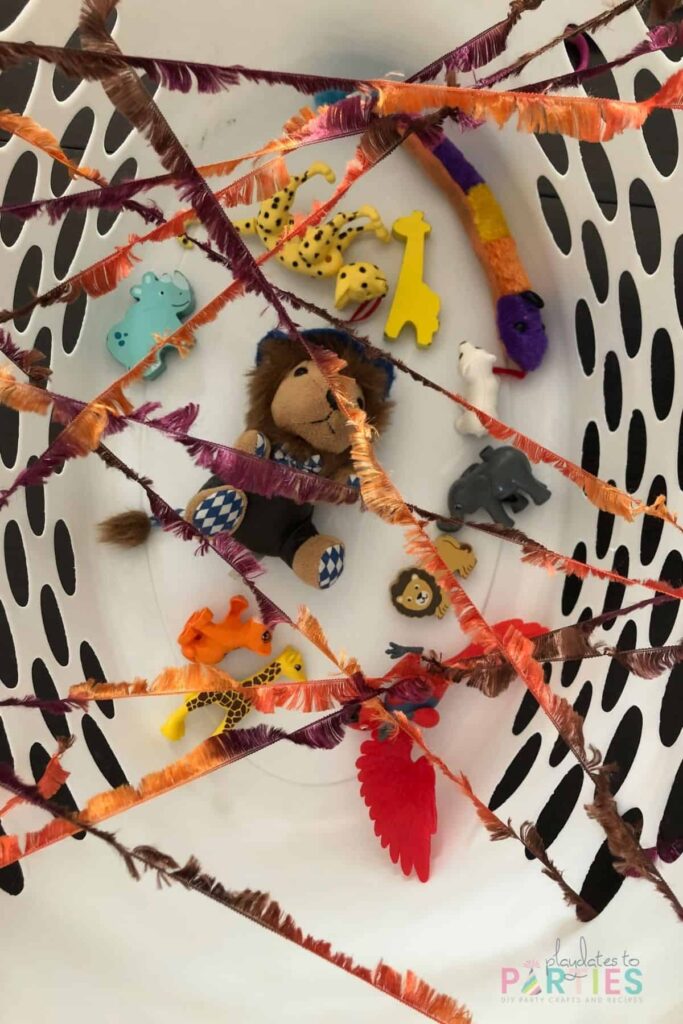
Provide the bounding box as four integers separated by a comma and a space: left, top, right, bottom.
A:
100, 328, 394, 589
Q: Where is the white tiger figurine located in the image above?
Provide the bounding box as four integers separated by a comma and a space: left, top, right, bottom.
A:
455, 340, 499, 438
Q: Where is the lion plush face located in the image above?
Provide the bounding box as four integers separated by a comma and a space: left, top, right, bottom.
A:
390, 569, 442, 618
271, 358, 365, 454
246, 329, 394, 465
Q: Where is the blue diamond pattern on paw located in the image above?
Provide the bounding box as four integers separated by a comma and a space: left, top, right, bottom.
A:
318, 544, 344, 589
192, 489, 245, 536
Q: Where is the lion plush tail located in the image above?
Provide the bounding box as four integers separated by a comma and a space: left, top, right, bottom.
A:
98, 510, 152, 547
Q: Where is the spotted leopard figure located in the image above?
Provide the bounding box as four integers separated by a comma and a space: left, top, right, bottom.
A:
160, 646, 307, 741
233, 162, 390, 309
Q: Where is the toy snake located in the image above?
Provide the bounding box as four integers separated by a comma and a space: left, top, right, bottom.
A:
404, 131, 548, 372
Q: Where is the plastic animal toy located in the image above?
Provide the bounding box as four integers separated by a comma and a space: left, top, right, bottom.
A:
439, 445, 551, 530
390, 534, 476, 618
405, 132, 548, 371
99, 328, 395, 591
357, 619, 548, 881
383, 211, 440, 348
160, 646, 306, 741
455, 341, 499, 438
106, 270, 195, 378
177, 595, 272, 665
232, 162, 390, 310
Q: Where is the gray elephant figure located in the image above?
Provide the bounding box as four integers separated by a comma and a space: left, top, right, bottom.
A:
438, 445, 551, 531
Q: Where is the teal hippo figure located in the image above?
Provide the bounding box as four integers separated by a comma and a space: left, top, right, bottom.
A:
106, 270, 195, 379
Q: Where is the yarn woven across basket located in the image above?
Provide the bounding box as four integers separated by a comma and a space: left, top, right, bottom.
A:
0, 1, 681, 1021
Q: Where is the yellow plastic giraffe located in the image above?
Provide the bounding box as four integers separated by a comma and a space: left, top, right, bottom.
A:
160, 646, 307, 741
384, 210, 441, 348
232, 162, 391, 309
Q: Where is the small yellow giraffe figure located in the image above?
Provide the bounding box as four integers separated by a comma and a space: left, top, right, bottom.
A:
231, 162, 390, 309
384, 211, 440, 348
160, 646, 307, 741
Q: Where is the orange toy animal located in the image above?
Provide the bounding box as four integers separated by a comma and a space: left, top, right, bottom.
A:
177, 595, 272, 665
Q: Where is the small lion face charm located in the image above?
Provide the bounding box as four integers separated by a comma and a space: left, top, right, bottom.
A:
390, 569, 443, 619
390, 537, 477, 619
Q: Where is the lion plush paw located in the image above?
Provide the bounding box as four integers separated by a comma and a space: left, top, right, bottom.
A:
292, 535, 345, 589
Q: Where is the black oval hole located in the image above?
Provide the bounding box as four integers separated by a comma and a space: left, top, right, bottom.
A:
0, 60, 38, 143
32, 326, 52, 389
549, 683, 593, 767
640, 475, 666, 567
649, 550, 683, 646
54, 520, 76, 596
603, 351, 622, 432
62, 291, 88, 355
629, 179, 661, 275
97, 157, 138, 235
489, 733, 542, 811
512, 689, 541, 735
0, 0, 30, 30
51, 108, 95, 197
0, 407, 19, 469
657, 758, 683, 860
601, 546, 629, 628
54, 208, 88, 281
3, 520, 28, 607
619, 271, 642, 358
651, 328, 674, 421
80, 640, 114, 719
525, 764, 584, 859
0, 823, 24, 895
581, 221, 609, 302
625, 410, 647, 493
534, 134, 569, 175
602, 620, 637, 713
579, 807, 641, 918
0, 600, 18, 688
0, 715, 13, 765
561, 542, 586, 617
82, 714, 128, 788
660, 663, 683, 748
32, 657, 71, 740
581, 420, 600, 476
595, 481, 616, 559
40, 584, 69, 667
634, 69, 678, 178
0, 150, 38, 247
575, 299, 595, 375
579, 142, 617, 220
30, 742, 84, 839
24, 456, 46, 536
602, 706, 643, 797
675, 236, 683, 331
566, 34, 619, 100
537, 176, 571, 255
12, 244, 42, 332
52, 28, 83, 103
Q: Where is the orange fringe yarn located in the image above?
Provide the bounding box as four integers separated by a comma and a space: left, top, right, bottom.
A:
69, 663, 368, 713
10, 733, 262, 864
372, 68, 683, 141
0, 738, 73, 817
341, 400, 588, 766
0, 108, 105, 183
296, 606, 362, 677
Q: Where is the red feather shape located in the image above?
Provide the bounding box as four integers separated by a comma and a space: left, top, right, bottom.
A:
357, 731, 436, 882
445, 618, 547, 664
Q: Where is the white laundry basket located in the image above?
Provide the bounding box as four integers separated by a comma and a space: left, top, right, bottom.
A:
0, 1, 681, 1021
